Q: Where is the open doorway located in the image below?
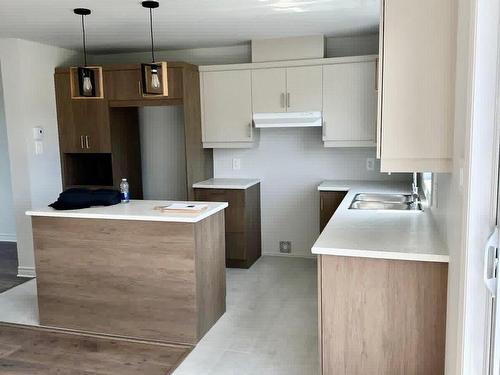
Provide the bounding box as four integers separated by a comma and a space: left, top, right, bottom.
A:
0, 65, 31, 294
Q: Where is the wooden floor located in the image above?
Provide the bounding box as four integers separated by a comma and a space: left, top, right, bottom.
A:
0, 242, 32, 293
0, 324, 192, 375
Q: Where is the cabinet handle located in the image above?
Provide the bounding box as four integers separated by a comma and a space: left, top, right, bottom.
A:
322, 121, 326, 140
287, 93, 290, 108
138, 81, 142, 96
80, 135, 84, 149
375, 58, 379, 91
248, 122, 252, 139
320, 197, 324, 211
85, 135, 90, 149
280, 93, 285, 108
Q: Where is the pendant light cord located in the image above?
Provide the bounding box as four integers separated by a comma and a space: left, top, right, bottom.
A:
81, 15, 88, 66
149, 8, 155, 63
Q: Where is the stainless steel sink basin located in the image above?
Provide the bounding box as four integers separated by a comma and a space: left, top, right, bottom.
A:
353, 193, 414, 204
349, 193, 423, 211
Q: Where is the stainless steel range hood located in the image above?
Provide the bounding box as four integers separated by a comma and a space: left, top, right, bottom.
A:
253, 111, 322, 128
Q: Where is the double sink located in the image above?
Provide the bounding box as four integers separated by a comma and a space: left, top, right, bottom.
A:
349, 193, 423, 211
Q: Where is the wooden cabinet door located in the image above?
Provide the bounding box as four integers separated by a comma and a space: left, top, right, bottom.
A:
323, 61, 377, 146
72, 101, 111, 153
286, 66, 322, 112
55, 73, 83, 153
379, 0, 454, 172
251, 68, 287, 113
104, 69, 143, 101
54, 73, 111, 153
320, 191, 347, 232
201, 70, 253, 144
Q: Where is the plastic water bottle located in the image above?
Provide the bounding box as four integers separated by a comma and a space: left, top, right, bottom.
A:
120, 178, 130, 203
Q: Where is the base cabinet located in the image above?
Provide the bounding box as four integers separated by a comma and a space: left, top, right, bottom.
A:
318, 255, 447, 375
319, 191, 347, 232
194, 184, 261, 268
32, 214, 226, 345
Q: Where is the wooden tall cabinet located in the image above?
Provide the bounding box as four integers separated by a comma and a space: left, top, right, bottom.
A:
377, 0, 456, 172
54, 62, 213, 200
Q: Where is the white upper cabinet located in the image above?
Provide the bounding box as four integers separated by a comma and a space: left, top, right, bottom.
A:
201, 70, 254, 148
252, 68, 287, 113
199, 55, 377, 148
323, 60, 377, 147
252, 66, 322, 113
286, 66, 323, 112
377, 0, 455, 172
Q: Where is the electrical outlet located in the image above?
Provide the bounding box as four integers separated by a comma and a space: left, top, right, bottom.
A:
232, 158, 241, 170
366, 158, 375, 171
279, 241, 291, 253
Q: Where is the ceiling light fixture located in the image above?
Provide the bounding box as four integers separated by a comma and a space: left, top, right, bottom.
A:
71, 8, 103, 99
141, 1, 168, 96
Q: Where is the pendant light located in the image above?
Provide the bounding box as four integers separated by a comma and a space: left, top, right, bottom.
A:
70, 8, 103, 99
141, 1, 168, 96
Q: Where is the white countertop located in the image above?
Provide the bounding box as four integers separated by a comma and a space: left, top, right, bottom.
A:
26, 200, 228, 223
193, 178, 260, 190
313, 180, 449, 263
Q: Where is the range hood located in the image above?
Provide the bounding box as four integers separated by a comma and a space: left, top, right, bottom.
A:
253, 111, 322, 128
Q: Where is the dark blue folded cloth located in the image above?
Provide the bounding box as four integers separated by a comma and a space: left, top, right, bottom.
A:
49, 188, 121, 210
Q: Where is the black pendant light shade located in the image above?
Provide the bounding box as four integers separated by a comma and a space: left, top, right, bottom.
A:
141, 1, 168, 96
70, 8, 103, 99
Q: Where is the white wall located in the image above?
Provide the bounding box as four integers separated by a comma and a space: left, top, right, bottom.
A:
0, 38, 78, 276
94, 33, 401, 257
326, 34, 379, 57
0, 68, 16, 242
429, 0, 488, 372
95, 44, 252, 66
94, 34, 379, 65
214, 128, 410, 256
139, 106, 187, 201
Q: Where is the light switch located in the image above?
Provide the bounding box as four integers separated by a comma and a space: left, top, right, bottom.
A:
35, 141, 43, 155
232, 158, 241, 170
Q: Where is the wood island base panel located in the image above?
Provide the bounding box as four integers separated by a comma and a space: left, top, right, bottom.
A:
31, 212, 226, 345
318, 255, 448, 375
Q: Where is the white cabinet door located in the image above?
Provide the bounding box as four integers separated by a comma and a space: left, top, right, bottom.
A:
286, 66, 322, 112
252, 68, 286, 113
323, 61, 377, 147
378, 0, 454, 172
201, 70, 253, 146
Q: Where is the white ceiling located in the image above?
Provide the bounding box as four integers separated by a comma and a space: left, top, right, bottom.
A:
0, 0, 379, 54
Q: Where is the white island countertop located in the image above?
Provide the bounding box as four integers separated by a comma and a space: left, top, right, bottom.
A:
26, 200, 228, 223
313, 180, 449, 263
193, 178, 260, 190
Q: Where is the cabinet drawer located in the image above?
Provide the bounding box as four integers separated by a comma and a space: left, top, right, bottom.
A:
194, 188, 245, 233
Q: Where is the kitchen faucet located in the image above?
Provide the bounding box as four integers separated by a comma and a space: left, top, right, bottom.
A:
411, 172, 419, 202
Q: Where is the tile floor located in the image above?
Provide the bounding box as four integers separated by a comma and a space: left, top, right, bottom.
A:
174, 256, 319, 375
0, 256, 318, 375
0, 242, 33, 293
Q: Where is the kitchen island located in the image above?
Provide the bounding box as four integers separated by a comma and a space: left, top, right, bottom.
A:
314, 181, 448, 375
26, 200, 228, 345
